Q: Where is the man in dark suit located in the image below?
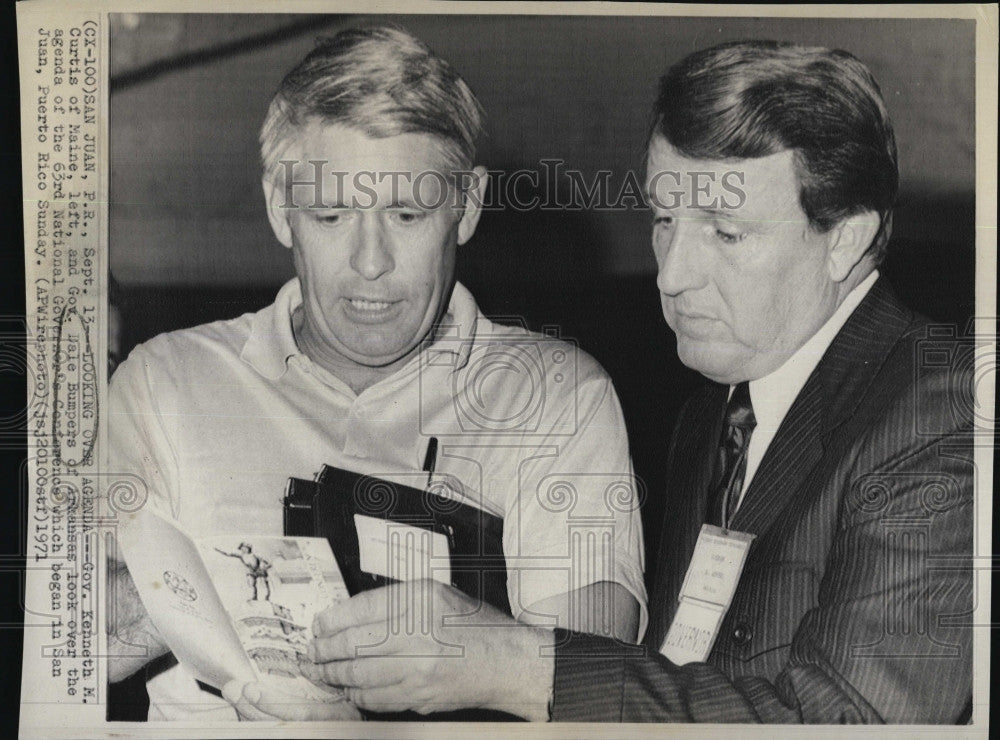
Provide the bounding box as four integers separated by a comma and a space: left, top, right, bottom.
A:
232, 40, 975, 724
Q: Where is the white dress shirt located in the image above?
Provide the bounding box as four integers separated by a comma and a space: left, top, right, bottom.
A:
735, 270, 880, 510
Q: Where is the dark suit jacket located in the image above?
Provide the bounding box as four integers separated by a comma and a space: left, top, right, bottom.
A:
551, 279, 974, 723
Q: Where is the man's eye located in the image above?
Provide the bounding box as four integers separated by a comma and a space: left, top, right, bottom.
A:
654, 216, 674, 228
392, 211, 426, 224
715, 228, 745, 244
316, 213, 343, 225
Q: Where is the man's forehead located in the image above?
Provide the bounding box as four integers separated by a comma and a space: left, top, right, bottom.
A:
274, 122, 468, 209
644, 137, 802, 213
285, 120, 456, 174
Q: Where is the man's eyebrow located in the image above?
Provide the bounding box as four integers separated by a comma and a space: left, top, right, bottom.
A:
675, 207, 770, 229
663, 206, 731, 219
385, 198, 422, 209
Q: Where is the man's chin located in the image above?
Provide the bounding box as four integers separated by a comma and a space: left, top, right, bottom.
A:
675, 342, 746, 385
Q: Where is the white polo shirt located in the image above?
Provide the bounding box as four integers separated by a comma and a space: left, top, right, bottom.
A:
109, 278, 646, 720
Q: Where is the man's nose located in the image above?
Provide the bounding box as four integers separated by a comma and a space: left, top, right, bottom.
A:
655, 218, 703, 296
350, 215, 395, 280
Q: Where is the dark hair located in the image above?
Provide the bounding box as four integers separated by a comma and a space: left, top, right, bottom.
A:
260, 25, 484, 183
653, 40, 898, 262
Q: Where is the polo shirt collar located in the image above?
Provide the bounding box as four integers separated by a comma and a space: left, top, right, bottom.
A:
240, 278, 479, 380
240, 278, 303, 380
424, 281, 478, 371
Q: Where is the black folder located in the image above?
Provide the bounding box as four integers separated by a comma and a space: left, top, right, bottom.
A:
283, 464, 520, 722
284, 464, 510, 613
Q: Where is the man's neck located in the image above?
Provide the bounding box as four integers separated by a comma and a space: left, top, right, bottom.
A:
291, 306, 430, 396
734, 267, 880, 503
315, 360, 393, 397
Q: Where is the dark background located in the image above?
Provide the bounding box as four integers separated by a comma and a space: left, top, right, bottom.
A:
109, 13, 976, 579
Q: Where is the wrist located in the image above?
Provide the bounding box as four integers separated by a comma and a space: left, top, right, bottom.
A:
107, 617, 169, 681
108, 565, 168, 682
491, 626, 554, 721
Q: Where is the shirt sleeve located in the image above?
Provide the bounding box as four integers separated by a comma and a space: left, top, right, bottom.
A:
107, 345, 180, 529
504, 365, 648, 640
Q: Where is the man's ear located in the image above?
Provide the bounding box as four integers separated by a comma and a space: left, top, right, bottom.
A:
456, 166, 489, 246
825, 210, 881, 282
262, 176, 294, 248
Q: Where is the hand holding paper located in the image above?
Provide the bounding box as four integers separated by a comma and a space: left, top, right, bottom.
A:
305, 580, 554, 720
222, 680, 362, 721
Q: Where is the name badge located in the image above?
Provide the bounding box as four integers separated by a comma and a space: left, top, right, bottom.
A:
354, 514, 452, 586
660, 524, 754, 665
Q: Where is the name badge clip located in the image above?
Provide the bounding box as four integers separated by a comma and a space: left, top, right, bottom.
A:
660, 523, 755, 665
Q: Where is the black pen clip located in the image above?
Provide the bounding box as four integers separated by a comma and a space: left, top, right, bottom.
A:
422, 436, 439, 488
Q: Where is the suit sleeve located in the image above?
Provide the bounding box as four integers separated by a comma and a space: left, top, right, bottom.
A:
550, 369, 974, 724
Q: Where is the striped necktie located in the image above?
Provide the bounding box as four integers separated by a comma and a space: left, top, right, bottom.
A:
707, 381, 756, 530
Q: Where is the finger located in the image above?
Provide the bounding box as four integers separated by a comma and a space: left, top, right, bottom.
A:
234, 702, 278, 722
301, 700, 363, 721
221, 682, 280, 721
253, 683, 363, 721
300, 660, 323, 684
221, 679, 246, 705
310, 657, 407, 691
315, 581, 423, 635
346, 684, 423, 715
313, 579, 444, 636
311, 622, 404, 663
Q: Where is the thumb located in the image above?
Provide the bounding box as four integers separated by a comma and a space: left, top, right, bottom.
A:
221, 679, 247, 705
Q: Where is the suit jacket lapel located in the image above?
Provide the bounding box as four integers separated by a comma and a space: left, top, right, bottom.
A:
728, 279, 913, 537
646, 383, 727, 649
728, 374, 825, 535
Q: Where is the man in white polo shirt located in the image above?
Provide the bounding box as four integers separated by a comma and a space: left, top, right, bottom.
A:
107, 26, 645, 721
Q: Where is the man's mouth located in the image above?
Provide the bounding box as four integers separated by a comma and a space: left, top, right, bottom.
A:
676, 310, 715, 321
348, 298, 394, 311
343, 296, 402, 323
662, 300, 723, 338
